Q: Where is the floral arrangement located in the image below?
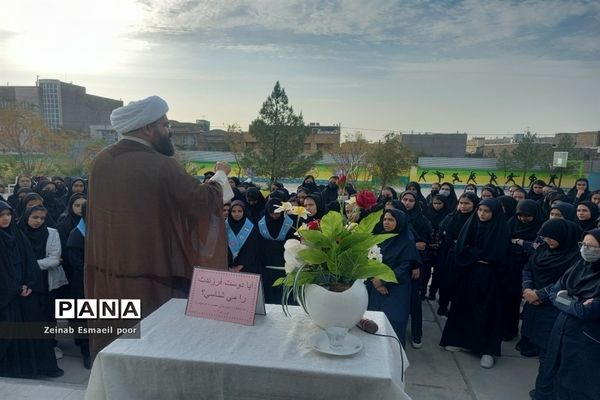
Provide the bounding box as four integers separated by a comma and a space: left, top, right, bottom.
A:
273, 208, 398, 314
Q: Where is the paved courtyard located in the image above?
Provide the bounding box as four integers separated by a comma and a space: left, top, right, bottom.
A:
0, 299, 537, 400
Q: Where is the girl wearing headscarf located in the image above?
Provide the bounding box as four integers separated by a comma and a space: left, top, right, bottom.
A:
549, 202, 576, 222
424, 194, 450, 300
425, 182, 441, 205
244, 188, 266, 224
520, 219, 581, 399
589, 189, 600, 206
34, 181, 64, 224
405, 181, 428, 208
15, 193, 44, 222
367, 209, 422, 347
57, 194, 87, 289
512, 188, 527, 202
226, 201, 260, 274
538, 229, 600, 400
463, 184, 478, 197
66, 201, 91, 369
7, 175, 32, 208
18, 206, 68, 359
66, 177, 87, 198
576, 201, 599, 233
436, 192, 480, 316
497, 195, 517, 220
302, 175, 319, 194
438, 182, 458, 212
566, 178, 591, 206
377, 186, 398, 204
528, 179, 546, 202
0, 201, 63, 378
401, 191, 432, 348
504, 200, 545, 342
440, 198, 510, 369
304, 193, 328, 222
321, 178, 340, 206
258, 199, 296, 304
480, 186, 498, 200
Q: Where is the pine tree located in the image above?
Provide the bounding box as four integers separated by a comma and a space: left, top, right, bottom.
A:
242, 81, 321, 183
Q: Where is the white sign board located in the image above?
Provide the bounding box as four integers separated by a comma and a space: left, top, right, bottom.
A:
553, 151, 568, 168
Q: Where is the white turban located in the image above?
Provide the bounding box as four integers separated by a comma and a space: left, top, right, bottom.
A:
110, 95, 169, 134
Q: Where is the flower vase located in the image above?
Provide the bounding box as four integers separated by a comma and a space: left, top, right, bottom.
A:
303, 279, 368, 330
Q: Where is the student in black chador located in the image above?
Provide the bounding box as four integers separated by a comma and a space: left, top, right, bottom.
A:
7, 176, 33, 208
258, 199, 295, 304
244, 188, 266, 224
304, 193, 328, 222
436, 192, 479, 316
440, 198, 510, 369
400, 191, 432, 349
504, 199, 544, 343
537, 228, 600, 400
0, 201, 63, 378
302, 175, 319, 194
56, 194, 87, 289
18, 205, 68, 360
520, 219, 580, 400
575, 201, 599, 233
566, 178, 591, 206
424, 194, 450, 300
226, 201, 260, 274
66, 201, 91, 369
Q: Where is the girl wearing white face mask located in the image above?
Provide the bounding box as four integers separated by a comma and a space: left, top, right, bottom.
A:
538, 229, 600, 400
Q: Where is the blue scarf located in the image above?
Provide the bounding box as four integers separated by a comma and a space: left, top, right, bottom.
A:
76, 218, 86, 237
226, 218, 254, 259
258, 214, 293, 241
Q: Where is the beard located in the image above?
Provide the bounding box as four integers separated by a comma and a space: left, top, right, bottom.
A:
152, 128, 175, 156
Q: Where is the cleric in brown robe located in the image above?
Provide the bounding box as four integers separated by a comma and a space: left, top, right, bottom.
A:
85, 95, 233, 359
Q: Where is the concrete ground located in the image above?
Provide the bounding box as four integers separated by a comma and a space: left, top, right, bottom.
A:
0, 299, 538, 400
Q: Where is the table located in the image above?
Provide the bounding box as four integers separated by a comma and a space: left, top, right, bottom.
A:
85, 299, 410, 400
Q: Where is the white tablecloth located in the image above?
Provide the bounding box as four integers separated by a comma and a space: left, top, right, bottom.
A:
85, 299, 410, 400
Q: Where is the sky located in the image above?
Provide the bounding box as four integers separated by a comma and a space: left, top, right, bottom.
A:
1, 0, 599, 141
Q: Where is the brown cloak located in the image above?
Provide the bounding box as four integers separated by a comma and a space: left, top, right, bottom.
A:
85, 139, 227, 358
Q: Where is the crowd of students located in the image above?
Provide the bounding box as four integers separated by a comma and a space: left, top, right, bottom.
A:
221, 175, 599, 400
1, 175, 89, 377
1, 173, 599, 399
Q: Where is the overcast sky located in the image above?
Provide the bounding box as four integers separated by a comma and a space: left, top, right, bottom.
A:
1, 0, 599, 140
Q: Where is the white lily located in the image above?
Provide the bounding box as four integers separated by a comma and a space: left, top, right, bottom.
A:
273, 202, 293, 214
290, 206, 309, 220
368, 245, 383, 263
283, 240, 308, 273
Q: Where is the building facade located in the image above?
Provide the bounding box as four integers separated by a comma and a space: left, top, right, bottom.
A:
171, 121, 341, 154
400, 133, 467, 157
0, 79, 122, 134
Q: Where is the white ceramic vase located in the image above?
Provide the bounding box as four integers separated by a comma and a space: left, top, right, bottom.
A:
303, 279, 368, 330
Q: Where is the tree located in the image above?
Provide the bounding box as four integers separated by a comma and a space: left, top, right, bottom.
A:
0, 102, 72, 176
512, 131, 551, 187
496, 148, 515, 179
225, 123, 246, 178
329, 132, 370, 183
367, 132, 414, 186
242, 81, 321, 183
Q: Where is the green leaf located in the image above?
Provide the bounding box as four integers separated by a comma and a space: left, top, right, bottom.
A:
298, 229, 329, 248
297, 248, 329, 265
320, 211, 344, 239
349, 259, 398, 283
273, 277, 286, 287
356, 209, 383, 233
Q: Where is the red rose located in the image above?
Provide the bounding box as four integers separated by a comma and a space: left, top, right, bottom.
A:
306, 219, 321, 230
356, 190, 377, 210
338, 175, 347, 186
